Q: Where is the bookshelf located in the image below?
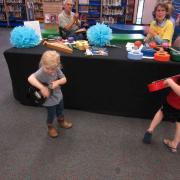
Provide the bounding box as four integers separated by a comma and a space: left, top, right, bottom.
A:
33, 0, 43, 22
5, 0, 27, 26
0, 0, 136, 27
78, 0, 101, 26
0, 0, 8, 26
0, 0, 42, 27
25, 0, 34, 20
102, 0, 127, 24
125, 0, 135, 24
102, 0, 135, 24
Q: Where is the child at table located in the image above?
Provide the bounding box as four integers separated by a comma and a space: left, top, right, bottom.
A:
143, 76, 180, 153
144, 3, 174, 46
28, 50, 72, 138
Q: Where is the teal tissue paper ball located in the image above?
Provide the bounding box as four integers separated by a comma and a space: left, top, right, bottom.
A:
87, 23, 112, 47
10, 26, 41, 48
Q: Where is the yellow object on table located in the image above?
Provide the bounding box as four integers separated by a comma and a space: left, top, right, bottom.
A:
75, 40, 89, 51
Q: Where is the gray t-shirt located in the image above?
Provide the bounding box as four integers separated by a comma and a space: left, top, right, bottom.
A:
58, 10, 80, 32
34, 67, 65, 107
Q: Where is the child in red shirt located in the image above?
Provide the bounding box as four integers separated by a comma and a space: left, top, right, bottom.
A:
143, 76, 180, 153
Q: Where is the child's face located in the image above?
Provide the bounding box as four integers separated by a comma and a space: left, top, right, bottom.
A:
155, 6, 167, 22
43, 65, 57, 75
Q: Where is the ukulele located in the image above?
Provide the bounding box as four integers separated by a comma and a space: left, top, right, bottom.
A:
28, 83, 53, 105
147, 74, 180, 92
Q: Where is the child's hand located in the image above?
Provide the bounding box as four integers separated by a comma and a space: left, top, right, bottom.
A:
40, 86, 50, 98
164, 78, 174, 87
144, 26, 150, 35
50, 80, 60, 89
148, 28, 157, 37
144, 37, 149, 43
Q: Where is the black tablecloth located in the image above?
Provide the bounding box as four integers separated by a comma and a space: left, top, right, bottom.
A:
4, 44, 180, 118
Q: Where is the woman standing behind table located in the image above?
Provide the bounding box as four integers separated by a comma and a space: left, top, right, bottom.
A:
144, 3, 174, 46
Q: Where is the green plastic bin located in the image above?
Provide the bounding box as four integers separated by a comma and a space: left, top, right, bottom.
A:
111, 33, 145, 44
170, 50, 180, 62
41, 29, 59, 39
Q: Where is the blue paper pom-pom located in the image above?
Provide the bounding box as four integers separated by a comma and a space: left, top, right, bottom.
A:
10, 26, 41, 48
87, 23, 112, 47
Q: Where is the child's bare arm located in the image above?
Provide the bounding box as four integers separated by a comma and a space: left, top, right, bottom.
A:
50, 77, 67, 89
164, 78, 180, 96
28, 74, 50, 97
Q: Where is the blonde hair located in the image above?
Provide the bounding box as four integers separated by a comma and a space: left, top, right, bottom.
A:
40, 50, 61, 69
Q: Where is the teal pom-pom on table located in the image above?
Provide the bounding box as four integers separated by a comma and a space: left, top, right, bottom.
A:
10, 26, 41, 48
87, 23, 112, 47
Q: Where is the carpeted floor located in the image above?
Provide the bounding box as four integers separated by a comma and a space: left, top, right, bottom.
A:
0, 27, 179, 180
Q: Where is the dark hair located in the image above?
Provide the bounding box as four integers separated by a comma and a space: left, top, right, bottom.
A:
152, 3, 170, 20
167, 3, 174, 14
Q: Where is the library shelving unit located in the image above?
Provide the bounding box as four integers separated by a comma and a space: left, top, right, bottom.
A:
25, 0, 34, 21
5, 0, 27, 26
78, 0, 102, 26
125, 0, 135, 24
0, 0, 43, 27
0, 0, 136, 28
102, 0, 127, 24
0, 0, 8, 26
33, 0, 43, 22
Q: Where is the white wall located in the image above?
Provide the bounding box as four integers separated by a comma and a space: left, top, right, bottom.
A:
142, 0, 157, 24
133, 0, 158, 24
133, 0, 139, 23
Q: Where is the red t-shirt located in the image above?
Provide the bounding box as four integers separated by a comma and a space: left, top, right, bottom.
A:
166, 77, 180, 110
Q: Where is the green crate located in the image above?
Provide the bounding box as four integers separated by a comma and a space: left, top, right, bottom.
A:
170, 50, 180, 62
111, 33, 145, 44
41, 29, 59, 38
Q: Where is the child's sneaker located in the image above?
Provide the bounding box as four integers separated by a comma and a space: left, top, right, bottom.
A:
48, 125, 58, 138
143, 131, 152, 144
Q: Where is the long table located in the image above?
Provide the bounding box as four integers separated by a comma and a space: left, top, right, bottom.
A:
4, 44, 180, 118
